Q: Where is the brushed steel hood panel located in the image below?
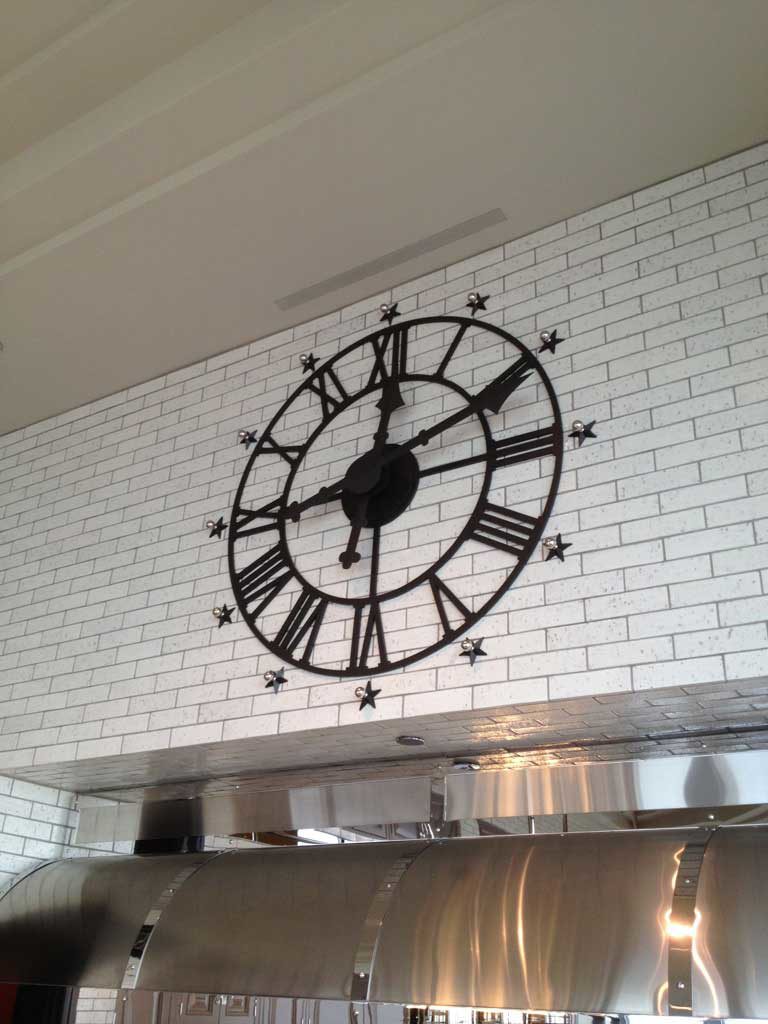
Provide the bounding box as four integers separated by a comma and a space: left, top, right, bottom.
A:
2, 828, 768, 1016
368, 830, 678, 1014
0, 852, 211, 989
138, 841, 428, 999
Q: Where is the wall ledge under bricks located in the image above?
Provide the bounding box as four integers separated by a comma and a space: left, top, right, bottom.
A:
1, 141, 768, 775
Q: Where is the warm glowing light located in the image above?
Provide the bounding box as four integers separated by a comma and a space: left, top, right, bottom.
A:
665, 913, 698, 940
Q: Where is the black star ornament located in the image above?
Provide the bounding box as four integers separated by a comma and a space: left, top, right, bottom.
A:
238, 429, 258, 449
300, 353, 316, 374
357, 679, 381, 711
207, 516, 227, 539
460, 638, 487, 667
538, 328, 564, 355
466, 292, 489, 317
545, 534, 572, 563
216, 603, 233, 627
264, 667, 287, 692
569, 419, 597, 447
379, 302, 400, 325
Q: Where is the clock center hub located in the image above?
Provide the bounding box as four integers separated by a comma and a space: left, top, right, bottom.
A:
341, 444, 420, 527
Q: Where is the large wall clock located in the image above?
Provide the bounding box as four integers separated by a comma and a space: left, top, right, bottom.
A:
228, 315, 563, 676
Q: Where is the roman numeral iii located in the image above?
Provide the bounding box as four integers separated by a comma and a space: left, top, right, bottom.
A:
470, 503, 538, 557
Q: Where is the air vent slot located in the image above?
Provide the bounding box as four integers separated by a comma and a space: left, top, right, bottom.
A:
275, 208, 507, 310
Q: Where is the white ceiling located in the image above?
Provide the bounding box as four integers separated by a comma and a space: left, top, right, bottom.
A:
1, 0, 767, 434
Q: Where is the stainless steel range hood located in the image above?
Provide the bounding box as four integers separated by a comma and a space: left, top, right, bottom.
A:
1, 827, 767, 1018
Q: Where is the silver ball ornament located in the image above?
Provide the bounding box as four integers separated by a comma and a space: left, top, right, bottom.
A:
539, 330, 551, 343
543, 537, 557, 550
380, 303, 390, 314
206, 520, 215, 529
461, 638, 474, 652
264, 670, 276, 684
238, 429, 248, 439
212, 607, 222, 618
572, 420, 585, 433
467, 292, 479, 303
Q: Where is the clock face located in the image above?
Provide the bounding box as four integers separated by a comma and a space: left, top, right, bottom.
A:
228, 316, 563, 676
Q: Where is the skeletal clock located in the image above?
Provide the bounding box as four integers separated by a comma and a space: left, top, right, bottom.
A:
226, 315, 563, 676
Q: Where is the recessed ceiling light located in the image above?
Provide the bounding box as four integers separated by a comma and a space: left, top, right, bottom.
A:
452, 759, 480, 771
396, 735, 425, 747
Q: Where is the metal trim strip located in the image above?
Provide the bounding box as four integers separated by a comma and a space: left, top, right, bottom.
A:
0, 857, 55, 902
350, 845, 430, 1000
667, 829, 714, 1016
121, 851, 230, 990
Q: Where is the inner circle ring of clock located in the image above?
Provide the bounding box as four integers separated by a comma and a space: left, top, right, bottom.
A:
228, 315, 564, 677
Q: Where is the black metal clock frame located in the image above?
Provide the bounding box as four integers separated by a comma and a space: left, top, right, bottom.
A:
227, 315, 564, 677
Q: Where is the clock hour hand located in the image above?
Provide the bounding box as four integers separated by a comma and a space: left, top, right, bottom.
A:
338, 493, 368, 569
372, 377, 405, 452
285, 482, 344, 522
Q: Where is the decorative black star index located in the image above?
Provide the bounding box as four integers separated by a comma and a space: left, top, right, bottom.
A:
379, 302, 400, 326
239, 430, 258, 449
301, 353, 316, 373
460, 638, 487, 667
265, 667, 287, 693
538, 328, 564, 355
545, 534, 571, 563
466, 292, 489, 317
217, 604, 233, 627
358, 679, 381, 711
569, 420, 597, 447
208, 516, 227, 539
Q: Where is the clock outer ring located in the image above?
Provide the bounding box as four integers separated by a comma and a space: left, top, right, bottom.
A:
227, 315, 564, 677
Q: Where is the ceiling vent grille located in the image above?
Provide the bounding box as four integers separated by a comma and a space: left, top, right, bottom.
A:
275, 208, 507, 310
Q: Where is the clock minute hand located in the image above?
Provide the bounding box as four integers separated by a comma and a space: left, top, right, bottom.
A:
396, 354, 534, 456
287, 356, 532, 518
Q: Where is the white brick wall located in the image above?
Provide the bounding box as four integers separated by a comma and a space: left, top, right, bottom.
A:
1, 142, 768, 773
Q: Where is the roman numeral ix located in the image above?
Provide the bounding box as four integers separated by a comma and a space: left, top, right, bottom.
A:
232, 498, 282, 539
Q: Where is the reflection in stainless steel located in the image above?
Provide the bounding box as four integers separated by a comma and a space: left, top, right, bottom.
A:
369, 830, 682, 1014
76, 776, 433, 845
445, 749, 768, 821
77, 750, 768, 847
3, 828, 768, 1016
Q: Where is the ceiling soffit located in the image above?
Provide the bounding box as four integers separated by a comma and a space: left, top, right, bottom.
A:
1, 1, 767, 432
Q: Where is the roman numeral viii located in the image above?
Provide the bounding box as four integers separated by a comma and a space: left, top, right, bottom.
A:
235, 545, 292, 618
470, 503, 538, 557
